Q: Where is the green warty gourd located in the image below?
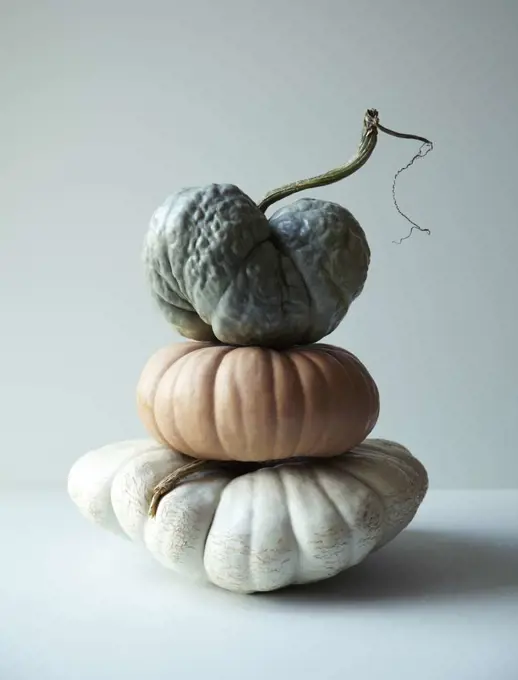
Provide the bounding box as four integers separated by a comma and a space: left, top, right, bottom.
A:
143, 110, 432, 347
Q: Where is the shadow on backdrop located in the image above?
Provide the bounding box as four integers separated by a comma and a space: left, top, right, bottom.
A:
264, 529, 518, 606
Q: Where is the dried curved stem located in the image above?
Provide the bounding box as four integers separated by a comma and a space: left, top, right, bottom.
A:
148, 459, 213, 517
148, 454, 318, 517
258, 109, 379, 213
257, 108, 433, 216
377, 121, 432, 146
148, 458, 267, 517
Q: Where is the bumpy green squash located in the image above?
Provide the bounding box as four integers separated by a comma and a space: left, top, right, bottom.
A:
143, 110, 432, 347
143, 186, 369, 347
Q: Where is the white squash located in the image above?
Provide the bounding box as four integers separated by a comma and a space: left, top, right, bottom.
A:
68, 438, 428, 593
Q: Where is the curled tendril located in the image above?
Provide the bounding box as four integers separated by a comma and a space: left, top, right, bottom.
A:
257, 109, 434, 243
391, 141, 434, 244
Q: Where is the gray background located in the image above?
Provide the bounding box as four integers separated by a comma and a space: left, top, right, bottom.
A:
1, 0, 517, 489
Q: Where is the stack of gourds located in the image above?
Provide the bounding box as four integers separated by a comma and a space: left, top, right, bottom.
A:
68, 110, 429, 594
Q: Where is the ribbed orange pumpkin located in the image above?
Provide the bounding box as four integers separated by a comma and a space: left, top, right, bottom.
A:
136, 342, 379, 462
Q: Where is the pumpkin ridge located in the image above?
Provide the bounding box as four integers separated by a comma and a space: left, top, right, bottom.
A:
312, 346, 379, 443
357, 361, 380, 436
255, 467, 299, 587
298, 351, 335, 455
188, 346, 234, 458
151, 363, 172, 449
348, 446, 421, 485
277, 466, 302, 581
231, 349, 247, 459
292, 351, 329, 456
340, 445, 427, 510
309, 465, 361, 567
229, 347, 268, 459
336, 448, 428, 547
137, 347, 191, 447
211, 348, 234, 460
248, 472, 258, 590
316, 349, 361, 443
341, 350, 380, 430
316, 461, 387, 563
282, 353, 305, 457
360, 439, 415, 465
157, 355, 197, 456
140, 386, 164, 447
269, 350, 279, 459
329, 350, 373, 444
310, 465, 349, 526
200, 476, 232, 574
260, 347, 277, 458
330, 459, 386, 522
111, 446, 186, 540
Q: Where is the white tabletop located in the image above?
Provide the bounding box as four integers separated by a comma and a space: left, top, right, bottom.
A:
1, 490, 517, 680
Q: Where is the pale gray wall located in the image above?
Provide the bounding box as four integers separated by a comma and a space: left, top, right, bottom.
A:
1, 0, 517, 488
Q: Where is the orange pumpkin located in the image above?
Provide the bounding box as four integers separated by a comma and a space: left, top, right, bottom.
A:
136, 342, 379, 462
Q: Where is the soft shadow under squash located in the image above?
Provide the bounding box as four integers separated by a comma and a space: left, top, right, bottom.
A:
261, 528, 518, 606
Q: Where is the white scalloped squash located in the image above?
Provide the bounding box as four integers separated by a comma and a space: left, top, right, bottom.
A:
68, 438, 427, 593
